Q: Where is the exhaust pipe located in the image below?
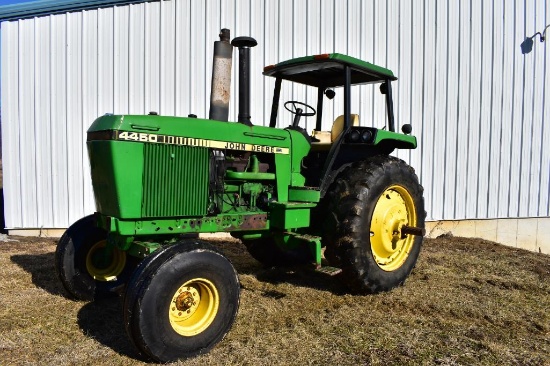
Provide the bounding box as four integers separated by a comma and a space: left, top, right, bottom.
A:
231, 36, 257, 126
209, 29, 233, 121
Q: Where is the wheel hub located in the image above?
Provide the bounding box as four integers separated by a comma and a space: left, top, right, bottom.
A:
174, 289, 198, 313
370, 185, 417, 271
169, 279, 219, 336
85, 240, 126, 282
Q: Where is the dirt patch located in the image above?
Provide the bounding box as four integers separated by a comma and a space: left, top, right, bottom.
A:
0, 236, 548, 365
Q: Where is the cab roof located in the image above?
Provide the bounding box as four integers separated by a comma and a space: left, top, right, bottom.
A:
263, 53, 397, 88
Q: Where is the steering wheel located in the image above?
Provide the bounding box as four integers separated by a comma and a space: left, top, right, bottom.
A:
284, 101, 316, 127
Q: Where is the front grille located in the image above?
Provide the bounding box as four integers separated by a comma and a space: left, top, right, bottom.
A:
141, 143, 209, 218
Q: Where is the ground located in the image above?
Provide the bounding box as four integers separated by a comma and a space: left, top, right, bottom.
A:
0, 235, 548, 365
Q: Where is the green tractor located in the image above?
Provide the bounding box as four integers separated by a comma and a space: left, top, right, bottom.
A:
55, 29, 425, 362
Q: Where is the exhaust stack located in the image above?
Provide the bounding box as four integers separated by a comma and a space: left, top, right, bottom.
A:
231, 36, 257, 126
209, 29, 233, 121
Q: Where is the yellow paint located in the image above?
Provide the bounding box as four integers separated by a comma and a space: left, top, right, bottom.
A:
85, 240, 127, 282
169, 278, 220, 337
370, 185, 416, 271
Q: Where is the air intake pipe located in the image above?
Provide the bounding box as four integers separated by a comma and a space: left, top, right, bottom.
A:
209, 29, 233, 121
231, 36, 257, 126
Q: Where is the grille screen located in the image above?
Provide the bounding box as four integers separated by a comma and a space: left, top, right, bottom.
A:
142, 144, 209, 218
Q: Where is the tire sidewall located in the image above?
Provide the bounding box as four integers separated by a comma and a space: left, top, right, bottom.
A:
356, 161, 425, 290
323, 156, 426, 293
56, 215, 135, 300
56, 215, 105, 300
128, 244, 240, 362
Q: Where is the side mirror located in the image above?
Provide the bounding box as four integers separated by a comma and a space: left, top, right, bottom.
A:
324, 89, 335, 100
379, 83, 387, 95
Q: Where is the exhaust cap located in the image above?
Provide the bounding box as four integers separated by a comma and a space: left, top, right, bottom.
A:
231, 37, 257, 48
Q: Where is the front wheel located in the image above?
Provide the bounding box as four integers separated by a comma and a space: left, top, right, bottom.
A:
323, 155, 425, 294
55, 215, 137, 301
123, 240, 240, 362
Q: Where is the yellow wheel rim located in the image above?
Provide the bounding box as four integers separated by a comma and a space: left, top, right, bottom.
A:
370, 185, 417, 271
169, 278, 220, 336
85, 240, 127, 281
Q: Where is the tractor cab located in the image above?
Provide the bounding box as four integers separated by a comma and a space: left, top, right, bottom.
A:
263, 53, 417, 190
264, 53, 397, 133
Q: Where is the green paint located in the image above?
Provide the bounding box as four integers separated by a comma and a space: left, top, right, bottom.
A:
225, 171, 276, 180
87, 140, 144, 218
85, 51, 419, 269
141, 144, 210, 217
288, 187, 320, 203
269, 202, 316, 229
374, 129, 417, 149
266, 53, 396, 81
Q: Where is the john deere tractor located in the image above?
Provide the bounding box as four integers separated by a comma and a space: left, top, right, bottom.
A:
55, 29, 425, 362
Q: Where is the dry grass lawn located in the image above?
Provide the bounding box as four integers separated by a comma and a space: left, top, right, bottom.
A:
0, 235, 548, 365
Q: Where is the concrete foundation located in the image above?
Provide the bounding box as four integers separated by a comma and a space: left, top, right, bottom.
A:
7, 217, 549, 255
425, 217, 549, 255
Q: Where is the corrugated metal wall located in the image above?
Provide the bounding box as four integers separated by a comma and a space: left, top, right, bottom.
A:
1, 0, 549, 229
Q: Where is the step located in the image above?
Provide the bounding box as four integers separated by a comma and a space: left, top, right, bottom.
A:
315, 266, 342, 276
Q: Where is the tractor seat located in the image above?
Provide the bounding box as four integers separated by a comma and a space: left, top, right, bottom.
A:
311, 114, 359, 151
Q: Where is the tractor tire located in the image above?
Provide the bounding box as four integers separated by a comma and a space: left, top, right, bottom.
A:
55, 215, 137, 301
323, 155, 425, 294
123, 239, 240, 362
242, 237, 311, 267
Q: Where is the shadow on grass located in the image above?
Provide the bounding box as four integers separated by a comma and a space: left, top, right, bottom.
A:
198, 240, 349, 295
10, 252, 143, 360
9, 240, 346, 361
77, 298, 142, 361
10, 252, 65, 296
251, 265, 349, 295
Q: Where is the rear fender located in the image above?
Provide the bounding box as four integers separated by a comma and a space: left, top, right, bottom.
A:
318, 127, 417, 197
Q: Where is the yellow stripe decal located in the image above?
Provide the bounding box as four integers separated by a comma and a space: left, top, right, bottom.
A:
115, 131, 289, 155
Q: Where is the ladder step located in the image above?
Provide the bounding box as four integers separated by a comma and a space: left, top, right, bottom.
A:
316, 266, 342, 276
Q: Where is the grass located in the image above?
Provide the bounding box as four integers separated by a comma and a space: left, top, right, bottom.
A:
0, 235, 549, 365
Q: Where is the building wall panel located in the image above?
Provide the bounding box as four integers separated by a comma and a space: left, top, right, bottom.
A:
65, 11, 85, 222
459, 2, 473, 219
541, 2, 550, 218
488, 1, 504, 219
18, 20, 38, 228
465, 1, 483, 219
530, 0, 547, 217
128, 3, 145, 114
34, 16, 52, 227
1, 21, 22, 227
1, 0, 549, 229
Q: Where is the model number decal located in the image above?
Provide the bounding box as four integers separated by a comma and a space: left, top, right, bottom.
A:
116, 131, 289, 154
118, 131, 159, 143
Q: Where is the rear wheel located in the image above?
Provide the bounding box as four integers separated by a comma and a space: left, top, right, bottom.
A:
323, 155, 425, 293
55, 215, 136, 301
123, 240, 240, 362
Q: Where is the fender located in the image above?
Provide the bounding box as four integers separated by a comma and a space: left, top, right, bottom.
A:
319, 127, 417, 197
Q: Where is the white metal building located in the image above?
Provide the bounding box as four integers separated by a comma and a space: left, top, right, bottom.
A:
1, 0, 549, 253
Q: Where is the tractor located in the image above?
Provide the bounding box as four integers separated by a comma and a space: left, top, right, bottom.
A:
55, 29, 425, 362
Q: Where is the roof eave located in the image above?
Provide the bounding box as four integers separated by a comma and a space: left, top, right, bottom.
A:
0, 0, 153, 22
